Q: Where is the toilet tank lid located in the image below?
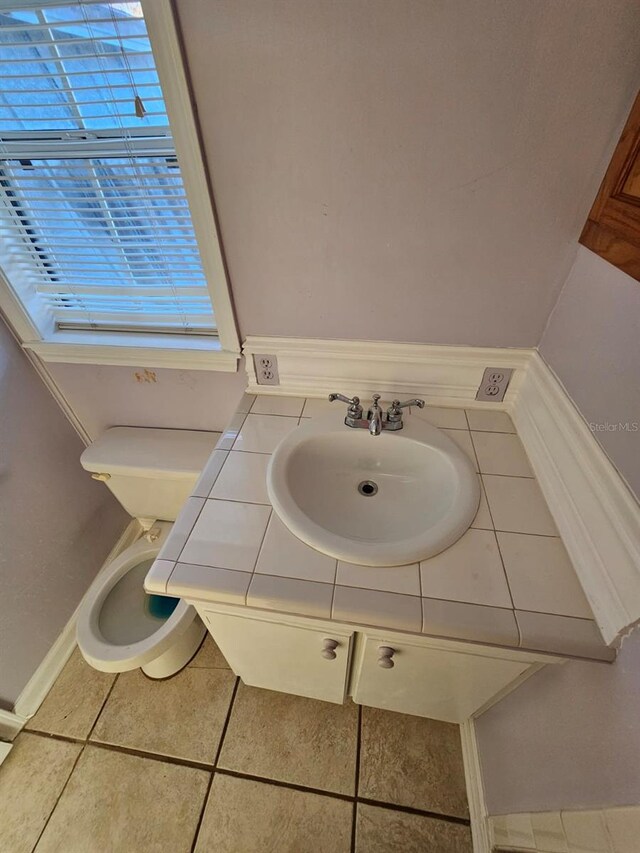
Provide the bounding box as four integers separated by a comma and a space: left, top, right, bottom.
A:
80, 427, 219, 479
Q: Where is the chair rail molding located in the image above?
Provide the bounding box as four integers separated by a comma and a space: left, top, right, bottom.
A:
511, 353, 640, 645
242, 336, 531, 408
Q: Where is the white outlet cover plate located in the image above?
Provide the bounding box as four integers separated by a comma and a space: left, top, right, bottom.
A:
476, 367, 513, 402
253, 353, 280, 386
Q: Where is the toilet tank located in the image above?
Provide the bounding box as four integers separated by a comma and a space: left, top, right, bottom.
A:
80, 427, 220, 521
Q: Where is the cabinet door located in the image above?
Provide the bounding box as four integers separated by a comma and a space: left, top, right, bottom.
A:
352, 635, 530, 722
202, 610, 353, 704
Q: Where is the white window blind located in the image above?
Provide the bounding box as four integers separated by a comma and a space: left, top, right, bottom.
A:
0, 0, 216, 334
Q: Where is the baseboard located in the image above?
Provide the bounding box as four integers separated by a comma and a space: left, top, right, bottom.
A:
512, 353, 640, 645
461, 718, 491, 853
12, 519, 142, 723
243, 336, 532, 408
0, 708, 27, 742
0, 740, 13, 764
489, 805, 640, 851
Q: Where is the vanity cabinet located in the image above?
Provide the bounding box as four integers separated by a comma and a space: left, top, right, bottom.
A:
351, 633, 531, 723
202, 610, 354, 703
196, 604, 554, 722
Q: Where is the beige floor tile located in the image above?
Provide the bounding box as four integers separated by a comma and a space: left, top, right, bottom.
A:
194, 773, 352, 853
218, 684, 358, 794
188, 633, 231, 669
91, 666, 236, 763
27, 648, 115, 739
35, 745, 209, 853
355, 803, 473, 853
471, 480, 494, 530
359, 707, 469, 818
0, 733, 81, 853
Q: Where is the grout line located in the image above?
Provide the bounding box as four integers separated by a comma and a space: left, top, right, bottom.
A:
356, 797, 471, 826
492, 531, 520, 643
212, 767, 354, 803
29, 741, 86, 853
351, 704, 363, 853
86, 672, 119, 742
188, 675, 241, 851
26, 722, 473, 829
213, 676, 240, 768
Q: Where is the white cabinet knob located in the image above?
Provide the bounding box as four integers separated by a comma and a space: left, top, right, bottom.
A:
377, 646, 395, 669
321, 638, 339, 660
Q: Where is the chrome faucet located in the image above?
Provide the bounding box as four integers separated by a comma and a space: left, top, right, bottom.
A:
329, 393, 425, 434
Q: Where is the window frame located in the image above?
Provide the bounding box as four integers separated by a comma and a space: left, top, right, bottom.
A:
0, 0, 240, 372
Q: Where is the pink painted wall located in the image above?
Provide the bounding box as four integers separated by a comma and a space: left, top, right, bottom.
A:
540, 247, 640, 501
476, 631, 640, 813
0, 317, 128, 709
46, 361, 247, 442
175, 0, 640, 348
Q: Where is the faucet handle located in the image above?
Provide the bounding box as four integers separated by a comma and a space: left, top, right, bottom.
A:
328, 393, 363, 419
387, 398, 425, 422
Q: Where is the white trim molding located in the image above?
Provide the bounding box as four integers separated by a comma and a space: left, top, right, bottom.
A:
512, 353, 640, 645
0, 708, 27, 742
242, 336, 532, 407
489, 805, 640, 852
461, 718, 491, 853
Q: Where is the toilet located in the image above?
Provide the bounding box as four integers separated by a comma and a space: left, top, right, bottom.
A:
76, 427, 218, 679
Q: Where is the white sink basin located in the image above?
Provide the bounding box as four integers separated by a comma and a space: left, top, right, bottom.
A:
267, 412, 480, 566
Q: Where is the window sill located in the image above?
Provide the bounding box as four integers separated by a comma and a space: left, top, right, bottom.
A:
23, 331, 240, 372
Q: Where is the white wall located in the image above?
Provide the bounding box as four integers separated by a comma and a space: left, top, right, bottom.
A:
0, 317, 128, 709
540, 247, 640, 501
175, 0, 640, 348
476, 631, 640, 814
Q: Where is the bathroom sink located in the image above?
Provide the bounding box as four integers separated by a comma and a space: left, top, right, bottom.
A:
267, 412, 480, 566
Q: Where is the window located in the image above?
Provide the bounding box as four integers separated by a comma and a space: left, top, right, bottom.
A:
0, 0, 239, 369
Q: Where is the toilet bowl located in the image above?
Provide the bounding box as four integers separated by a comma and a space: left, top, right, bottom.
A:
76, 522, 206, 678
76, 426, 218, 679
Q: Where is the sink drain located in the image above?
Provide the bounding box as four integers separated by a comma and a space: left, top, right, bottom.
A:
358, 480, 379, 497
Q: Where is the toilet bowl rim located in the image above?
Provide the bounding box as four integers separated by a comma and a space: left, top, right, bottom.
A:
76, 522, 196, 672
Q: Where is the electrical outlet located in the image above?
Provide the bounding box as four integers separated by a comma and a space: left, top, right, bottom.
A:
476, 367, 513, 402
253, 353, 280, 386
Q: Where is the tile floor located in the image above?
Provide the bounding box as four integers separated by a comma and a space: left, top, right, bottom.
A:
1, 638, 473, 852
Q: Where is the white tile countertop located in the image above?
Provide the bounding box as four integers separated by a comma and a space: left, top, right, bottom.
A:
145, 394, 615, 662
